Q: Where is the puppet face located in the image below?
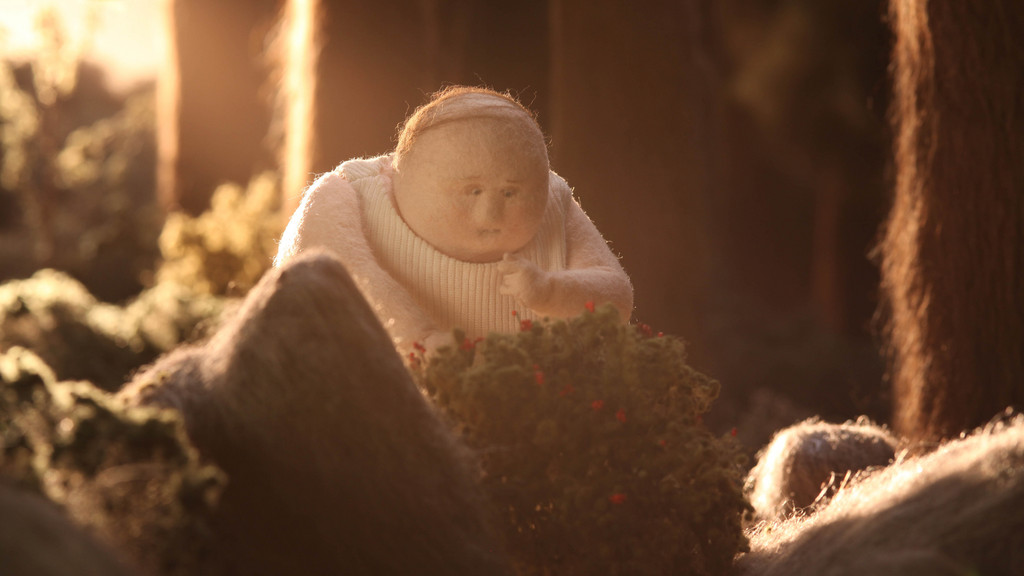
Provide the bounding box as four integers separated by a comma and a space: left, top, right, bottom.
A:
392, 116, 549, 263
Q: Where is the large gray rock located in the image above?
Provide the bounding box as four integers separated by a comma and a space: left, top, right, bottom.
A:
738, 415, 1024, 576
0, 482, 137, 576
119, 250, 511, 576
745, 417, 897, 520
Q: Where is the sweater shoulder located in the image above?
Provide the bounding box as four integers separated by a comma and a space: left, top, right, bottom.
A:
548, 169, 573, 207
336, 154, 393, 183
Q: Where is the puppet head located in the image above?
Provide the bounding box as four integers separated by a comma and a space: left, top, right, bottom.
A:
391, 87, 550, 263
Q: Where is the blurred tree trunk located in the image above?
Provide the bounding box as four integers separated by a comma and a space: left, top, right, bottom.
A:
810, 164, 846, 334
276, 0, 466, 217
548, 0, 721, 368
309, 1, 438, 178
297, 0, 547, 184
883, 0, 1024, 441
158, 0, 279, 215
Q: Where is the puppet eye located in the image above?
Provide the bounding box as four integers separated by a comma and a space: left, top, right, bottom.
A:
470, 188, 483, 196
503, 189, 517, 198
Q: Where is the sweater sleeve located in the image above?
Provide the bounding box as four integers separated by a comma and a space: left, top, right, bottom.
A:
275, 171, 362, 267
536, 171, 634, 321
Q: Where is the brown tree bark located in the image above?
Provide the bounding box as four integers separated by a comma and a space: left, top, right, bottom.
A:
883, 0, 1024, 441
158, 0, 279, 214
810, 164, 847, 335
308, 1, 437, 175
547, 0, 719, 364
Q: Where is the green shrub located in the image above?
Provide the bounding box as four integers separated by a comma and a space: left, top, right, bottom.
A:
0, 346, 225, 576
0, 269, 225, 391
413, 305, 750, 576
156, 172, 281, 296
0, 8, 160, 290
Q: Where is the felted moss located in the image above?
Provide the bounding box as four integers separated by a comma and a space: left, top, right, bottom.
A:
156, 172, 281, 296
0, 269, 225, 391
744, 417, 897, 521
413, 305, 750, 576
0, 346, 225, 576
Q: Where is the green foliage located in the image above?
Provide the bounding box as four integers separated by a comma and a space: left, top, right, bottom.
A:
156, 172, 282, 296
54, 90, 162, 282
0, 54, 39, 192
0, 8, 161, 303
413, 306, 750, 576
0, 8, 161, 302
0, 7, 91, 192
0, 268, 225, 391
25, 8, 94, 108
0, 346, 225, 576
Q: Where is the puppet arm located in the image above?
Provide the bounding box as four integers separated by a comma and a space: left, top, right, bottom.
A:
275, 172, 448, 352
498, 197, 633, 322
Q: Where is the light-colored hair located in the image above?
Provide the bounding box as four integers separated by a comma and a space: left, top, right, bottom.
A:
393, 86, 547, 168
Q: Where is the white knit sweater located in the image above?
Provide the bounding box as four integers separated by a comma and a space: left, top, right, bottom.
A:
339, 155, 569, 338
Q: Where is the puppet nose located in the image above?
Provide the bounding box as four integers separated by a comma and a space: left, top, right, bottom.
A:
478, 194, 504, 225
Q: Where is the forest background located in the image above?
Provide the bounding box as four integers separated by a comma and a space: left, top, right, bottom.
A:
0, 0, 971, 453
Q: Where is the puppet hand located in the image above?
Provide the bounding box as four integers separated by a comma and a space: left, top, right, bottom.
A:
422, 331, 455, 354
401, 331, 454, 358
499, 253, 552, 309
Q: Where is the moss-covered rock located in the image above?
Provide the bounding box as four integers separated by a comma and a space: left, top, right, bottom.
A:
0, 346, 224, 576
0, 269, 225, 391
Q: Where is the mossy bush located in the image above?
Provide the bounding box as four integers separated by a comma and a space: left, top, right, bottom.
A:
0, 346, 225, 576
412, 305, 750, 576
156, 172, 282, 296
0, 269, 225, 391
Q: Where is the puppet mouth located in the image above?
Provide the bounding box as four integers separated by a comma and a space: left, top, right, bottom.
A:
479, 229, 501, 236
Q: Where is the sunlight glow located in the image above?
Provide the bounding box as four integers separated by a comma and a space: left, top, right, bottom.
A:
155, 0, 177, 210
280, 0, 319, 213
0, 0, 162, 92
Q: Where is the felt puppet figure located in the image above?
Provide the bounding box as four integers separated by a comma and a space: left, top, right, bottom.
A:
275, 86, 632, 353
